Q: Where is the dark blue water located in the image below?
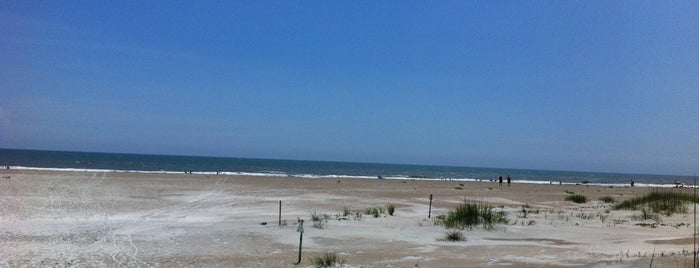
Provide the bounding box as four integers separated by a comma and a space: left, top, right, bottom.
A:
0, 148, 690, 186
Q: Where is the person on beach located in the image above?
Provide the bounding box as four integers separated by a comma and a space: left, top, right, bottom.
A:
498, 176, 503, 187
630, 180, 635, 187
507, 175, 511, 187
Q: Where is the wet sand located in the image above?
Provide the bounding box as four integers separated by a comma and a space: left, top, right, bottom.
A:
1, 169, 697, 267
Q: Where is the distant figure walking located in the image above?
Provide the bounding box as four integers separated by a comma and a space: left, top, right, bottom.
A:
498, 176, 503, 188
507, 175, 511, 187
630, 180, 635, 187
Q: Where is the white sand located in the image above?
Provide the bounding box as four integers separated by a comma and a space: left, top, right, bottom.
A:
1, 169, 697, 267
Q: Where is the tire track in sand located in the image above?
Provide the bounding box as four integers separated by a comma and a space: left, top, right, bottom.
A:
75, 172, 143, 267
139, 176, 229, 221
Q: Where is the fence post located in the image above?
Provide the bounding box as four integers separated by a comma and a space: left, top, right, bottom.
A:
294, 220, 304, 265
428, 194, 433, 218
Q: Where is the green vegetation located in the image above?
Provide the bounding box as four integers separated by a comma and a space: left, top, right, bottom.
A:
310, 252, 345, 268
387, 204, 395, 216
310, 211, 323, 221
631, 208, 660, 222
635, 222, 658, 228
354, 211, 363, 220
364, 207, 384, 218
438, 202, 508, 231
310, 211, 328, 229
564, 190, 575, 195
599, 196, 616, 203
339, 206, 392, 220
614, 190, 696, 216
454, 186, 463, 190
565, 194, 587, 203
519, 205, 531, 218
444, 229, 465, 241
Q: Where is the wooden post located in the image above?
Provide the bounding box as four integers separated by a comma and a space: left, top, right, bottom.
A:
428, 194, 433, 218
279, 200, 282, 226
295, 220, 304, 265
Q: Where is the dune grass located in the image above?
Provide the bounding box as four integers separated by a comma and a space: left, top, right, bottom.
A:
599, 196, 616, 203
387, 204, 395, 216
310, 252, 345, 268
565, 194, 587, 203
364, 207, 383, 218
614, 189, 696, 216
439, 202, 508, 231
444, 229, 465, 241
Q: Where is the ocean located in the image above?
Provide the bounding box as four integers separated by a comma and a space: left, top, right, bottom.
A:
0, 148, 691, 187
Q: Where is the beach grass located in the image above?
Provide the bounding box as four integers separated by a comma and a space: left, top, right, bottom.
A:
565, 194, 587, 203
439, 202, 508, 231
599, 196, 616, 203
444, 229, 465, 241
614, 189, 695, 216
387, 204, 395, 216
310, 211, 329, 228
310, 252, 345, 268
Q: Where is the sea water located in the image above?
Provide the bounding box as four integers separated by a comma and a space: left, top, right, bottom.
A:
0, 148, 691, 187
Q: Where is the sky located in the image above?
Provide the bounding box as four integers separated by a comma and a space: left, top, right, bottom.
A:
1, 1, 697, 175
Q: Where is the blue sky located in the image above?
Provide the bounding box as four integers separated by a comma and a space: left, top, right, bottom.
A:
1, 1, 697, 175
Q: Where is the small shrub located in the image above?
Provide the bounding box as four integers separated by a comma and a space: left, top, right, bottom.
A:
354, 211, 363, 220
576, 211, 593, 220
519, 206, 528, 218
313, 220, 326, 229
342, 207, 351, 217
631, 208, 661, 223
387, 204, 395, 216
364, 207, 381, 218
599, 196, 615, 203
564, 190, 575, 195
454, 186, 463, 190
444, 229, 465, 241
310, 252, 345, 268
310, 211, 323, 221
565, 194, 587, 203
310, 211, 328, 229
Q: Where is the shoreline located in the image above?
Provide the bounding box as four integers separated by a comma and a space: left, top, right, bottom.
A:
2, 165, 690, 188
1, 169, 697, 267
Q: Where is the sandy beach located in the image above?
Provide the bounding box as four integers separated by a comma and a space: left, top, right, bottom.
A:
1, 169, 697, 267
